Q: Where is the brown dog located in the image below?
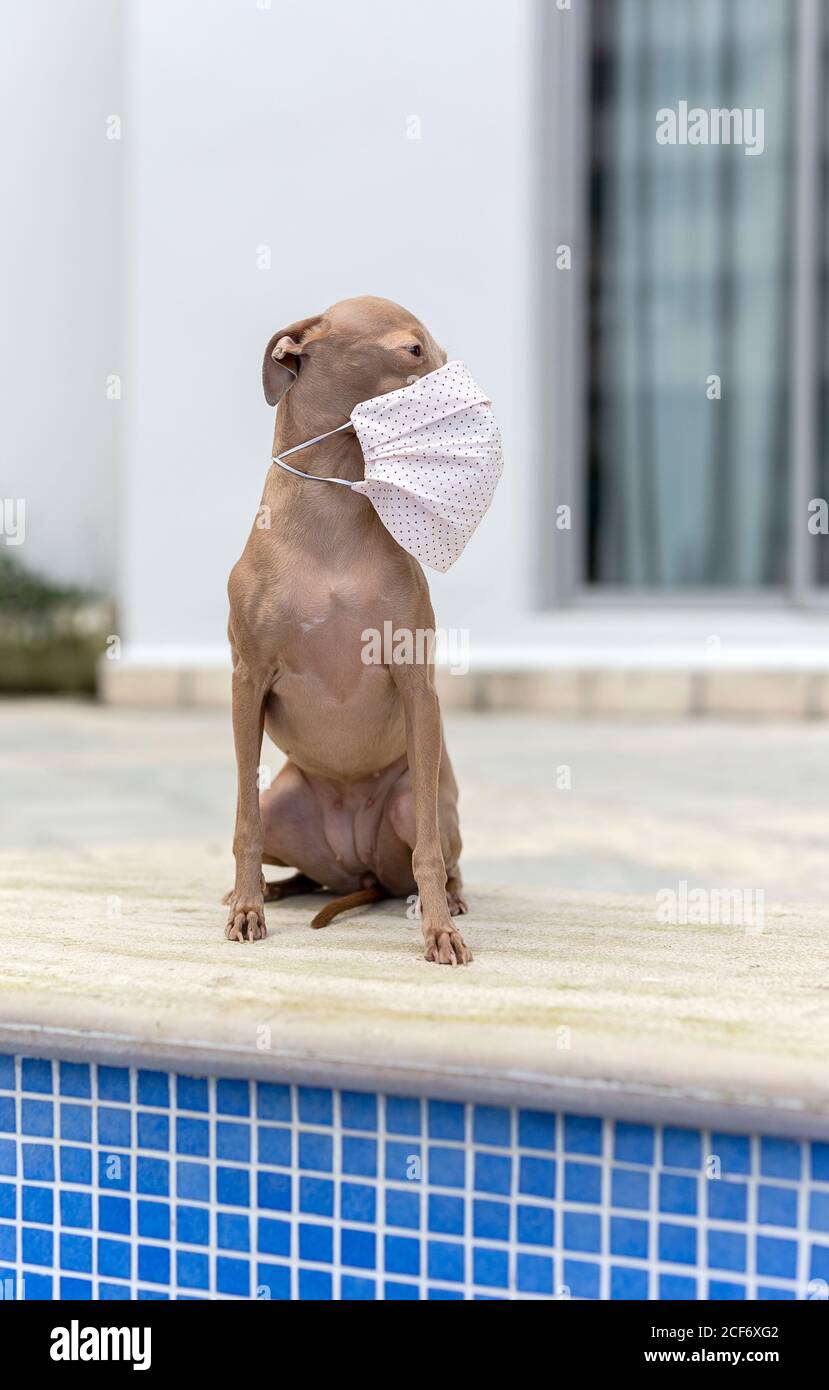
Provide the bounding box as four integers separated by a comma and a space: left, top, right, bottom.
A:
224, 296, 471, 964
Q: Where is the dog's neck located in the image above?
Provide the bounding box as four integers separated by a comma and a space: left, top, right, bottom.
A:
271, 394, 364, 484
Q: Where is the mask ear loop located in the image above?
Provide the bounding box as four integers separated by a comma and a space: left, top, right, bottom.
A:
272, 421, 355, 486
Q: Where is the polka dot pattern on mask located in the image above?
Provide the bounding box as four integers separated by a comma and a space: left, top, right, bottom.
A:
350, 360, 503, 573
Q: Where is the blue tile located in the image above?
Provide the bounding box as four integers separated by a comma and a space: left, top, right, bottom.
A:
22, 1143, 54, 1181
216, 1257, 249, 1296
428, 1100, 465, 1142
257, 1217, 290, 1257
299, 1132, 333, 1173
809, 1244, 829, 1281
61, 1190, 92, 1229
564, 1161, 601, 1204
709, 1280, 746, 1299
0, 1184, 14, 1219
611, 1266, 649, 1299
518, 1204, 554, 1247
137, 1112, 169, 1152
385, 1140, 419, 1183
299, 1222, 332, 1263
385, 1279, 419, 1300
428, 1240, 464, 1283
98, 1106, 131, 1148
98, 1238, 131, 1279
0, 1224, 16, 1261
177, 1251, 209, 1290
385, 1096, 421, 1135
707, 1179, 747, 1223
258, 1172, 291, 1212
21, 1100, 53, 1137
341, 1228, 376, 1271
760, 1138, 801, 1182
341, 1091, 377, 1132
474, 1152, 511, 1196
517, 1253, 553, 1294
176, 1205, 209, 1245
299, 1177, 333, 1217
758, 1184, 798, 1228
216, 1079, 250, 1116
428, 1194, 464, 1236
137, 1070, 169, 1108
258, 1126, 291, 1167
138, 1201, 170, 1241
811, 1142, 829, 1183
97, 1067, 130, 1103
61, 1277, 91, 1299
257, 1263, 290, 1299
298, 1087, 332, 1126
711, 1133, 751, 1177
518, 1110, 556, 1151
385, 1234, 420, 1276
758, 1285, 796, 1301
341, 1275, 375, 1300
0, 1057, 14, 1090
756, 1235, 797, 1280
176, 1075, 209, 1113
659, 1173, 697, 1216
342, 1137, 377, 1178
610, 1216, 648, 1259
136, 1158, 168, 1197
564, 1257, 600, 1299
428, 1287, 463, 1300
428, 1146, 464, 1189
662, 1127, 703, 1170
473, 1106, 511, 1148
60, 1233, 92, 1274
99, 1281, 131, 1300
659, 1274, 697, 1299
99, 1196, 131, 1235
0, 1098, 15, 1133
60, 1104, 92, 1143
519, 1156, 555, 1199
176, 1117, 209, 1157
809, 1192, 829, 1233
22, 1227, 53, 1266
614, 1122, 654, 1166
299, 1268, 332, 1300
341, 1183, 376, 1224
658, 1222, 697, 1265
21, 1058, 52, 1094
23, 1186, 52, 1224
176, 1161, 209, 1202
708, 1229, 746, 1273
385, 1189, 419, 1230
61, 1147, 93, 1185
0, 1139, 15, 1175
217, 1121, 250, 1163
474, 1199, 510, 1241
256, 1083, 291, 1123
22, 1271, 52, 1300
217, 1166, 249, 1207
564, 1211, 601, 1254
563, 1115, 602, 1156
58, 1062, 91, 1098
138, 1244, 170, 1285
217, 1212, 249, 1252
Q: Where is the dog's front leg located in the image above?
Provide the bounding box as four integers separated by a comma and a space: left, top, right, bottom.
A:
391, 665, 472, 965
226, 662, 269, 942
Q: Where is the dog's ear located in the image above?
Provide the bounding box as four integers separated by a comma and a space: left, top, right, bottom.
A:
262, 314, 328, 406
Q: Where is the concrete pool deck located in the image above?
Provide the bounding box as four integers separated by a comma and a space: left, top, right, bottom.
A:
1, 700, 828, 1137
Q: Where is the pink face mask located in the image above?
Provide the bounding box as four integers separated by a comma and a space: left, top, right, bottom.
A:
272, 360, 503, 572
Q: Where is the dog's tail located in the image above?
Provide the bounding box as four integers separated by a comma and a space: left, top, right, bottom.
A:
310, 885, 388, 931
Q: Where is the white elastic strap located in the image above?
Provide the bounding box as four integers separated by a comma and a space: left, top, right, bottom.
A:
272, 421, 354, 486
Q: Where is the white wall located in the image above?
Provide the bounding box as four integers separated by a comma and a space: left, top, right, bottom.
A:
121, 0, 539, 654
0, 0, 123, 593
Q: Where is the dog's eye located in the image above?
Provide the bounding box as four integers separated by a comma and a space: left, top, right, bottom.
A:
407, 344, 422, 357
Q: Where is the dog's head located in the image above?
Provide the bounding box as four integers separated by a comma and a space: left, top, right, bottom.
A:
262, 296, 447, 416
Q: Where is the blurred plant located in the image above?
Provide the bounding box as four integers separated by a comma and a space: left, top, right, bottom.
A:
0, 552, 112, 694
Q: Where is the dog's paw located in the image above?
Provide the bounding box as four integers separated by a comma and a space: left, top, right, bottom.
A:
224, 894, 267, 943
447, 889, 468, 917
223, 873, 267, 907
423, 921, 472, 966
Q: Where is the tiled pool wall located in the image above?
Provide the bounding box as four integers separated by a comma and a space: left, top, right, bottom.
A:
0, 1053, 828, 1301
